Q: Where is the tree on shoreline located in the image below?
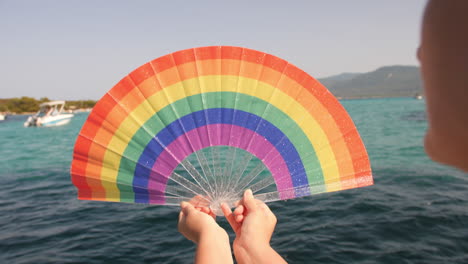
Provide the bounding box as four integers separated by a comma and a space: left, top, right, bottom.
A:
0, 97, 96, 113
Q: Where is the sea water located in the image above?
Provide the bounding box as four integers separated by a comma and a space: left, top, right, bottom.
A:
1, 98, 467, 263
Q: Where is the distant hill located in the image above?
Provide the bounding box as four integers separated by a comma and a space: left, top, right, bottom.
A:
318, 66, 422, 98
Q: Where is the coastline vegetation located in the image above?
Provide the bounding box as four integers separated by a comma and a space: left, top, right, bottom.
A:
0, 97, 96, 114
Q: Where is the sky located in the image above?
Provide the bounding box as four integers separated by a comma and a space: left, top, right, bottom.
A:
1, 0, 427, 100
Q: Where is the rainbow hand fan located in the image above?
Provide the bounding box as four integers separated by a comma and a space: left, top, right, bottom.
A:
71, 46, 373, 215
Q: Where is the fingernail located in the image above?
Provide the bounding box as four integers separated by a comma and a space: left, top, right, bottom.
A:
245, 189, 253, 198
180, 201, 188, 208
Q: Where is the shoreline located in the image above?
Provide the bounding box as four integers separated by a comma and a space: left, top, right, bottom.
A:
337, 95, 423, 100
3, 97, 423, 114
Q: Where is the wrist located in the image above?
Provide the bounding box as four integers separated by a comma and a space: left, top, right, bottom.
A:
234, 245, 287, 264
198, 226, 229, 244
195, 227, 233, 264
234, 242, 272, 263
235, 238, 270, 253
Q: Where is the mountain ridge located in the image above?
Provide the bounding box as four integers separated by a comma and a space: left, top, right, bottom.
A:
318, 65, 422, 98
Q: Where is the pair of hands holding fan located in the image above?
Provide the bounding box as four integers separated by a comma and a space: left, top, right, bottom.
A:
178, 189, 287, 264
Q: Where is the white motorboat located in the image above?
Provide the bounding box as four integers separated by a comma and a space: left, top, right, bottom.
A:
24, 101, 74, 127
0, 113, 5, 121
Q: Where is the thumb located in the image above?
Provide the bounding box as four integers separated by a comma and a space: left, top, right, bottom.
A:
180, 201, 196, 215
242, 189, 258, 212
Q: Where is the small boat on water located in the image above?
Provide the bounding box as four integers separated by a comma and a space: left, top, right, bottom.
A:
24, 101, 74, 127
0, 113, 6, 121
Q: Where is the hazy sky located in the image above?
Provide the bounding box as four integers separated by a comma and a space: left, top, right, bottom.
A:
1, 0, 427, 100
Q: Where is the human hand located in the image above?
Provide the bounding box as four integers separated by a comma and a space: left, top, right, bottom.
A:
178, 201, 226, 244
178, 199, 233, 264
222, 190, 286, 264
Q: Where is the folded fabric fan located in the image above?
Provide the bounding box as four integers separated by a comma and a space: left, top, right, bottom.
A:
71, 46, 373, 215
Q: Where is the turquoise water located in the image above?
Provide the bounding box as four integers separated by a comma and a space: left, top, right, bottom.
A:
1, 98, 467, 263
